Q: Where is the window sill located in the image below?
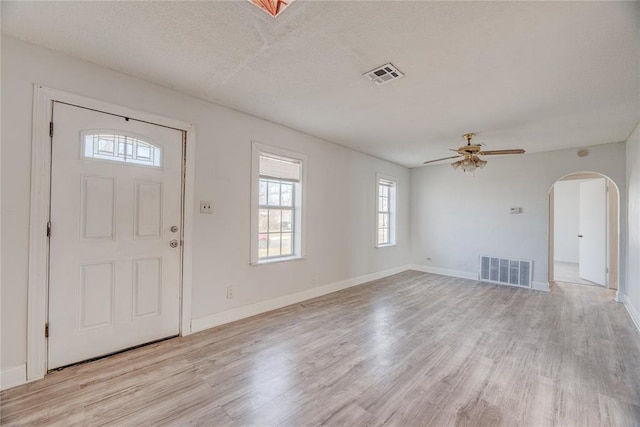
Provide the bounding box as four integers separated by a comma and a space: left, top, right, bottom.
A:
251, 255, 305, 266
375, 243, 397, 248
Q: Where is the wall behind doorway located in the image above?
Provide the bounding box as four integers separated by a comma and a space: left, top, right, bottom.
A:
553, 180, 580, 263
552, 176, 616, 289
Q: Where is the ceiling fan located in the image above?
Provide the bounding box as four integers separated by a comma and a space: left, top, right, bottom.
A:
423, 133, 525, 172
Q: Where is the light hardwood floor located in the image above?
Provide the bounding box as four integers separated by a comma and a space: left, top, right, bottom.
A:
2, 271, 640, 426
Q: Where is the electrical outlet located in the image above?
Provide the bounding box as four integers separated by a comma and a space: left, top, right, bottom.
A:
226, 285, 233, 299
200, 201, 213, 214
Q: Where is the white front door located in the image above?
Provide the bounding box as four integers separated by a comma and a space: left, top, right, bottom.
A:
578, 178, 607, 286
48, 102, 183, 369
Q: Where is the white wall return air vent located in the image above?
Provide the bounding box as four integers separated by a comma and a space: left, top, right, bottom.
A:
363, 63, 404, 85
480, 256, 532, 288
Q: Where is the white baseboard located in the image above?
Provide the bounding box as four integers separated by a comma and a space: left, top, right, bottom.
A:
191, 265, 410, 333
620, 293, 640, 333
532, 281, 551, 292
407, 264, 478, 281
1, 364, 26, 391
408, 264, 549, 292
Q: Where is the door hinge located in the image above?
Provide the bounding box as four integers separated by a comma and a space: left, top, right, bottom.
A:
49, 122, 54, 138
45, 323, 49, 338
46, 221, 51, 237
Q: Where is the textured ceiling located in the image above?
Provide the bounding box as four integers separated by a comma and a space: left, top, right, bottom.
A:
2, 1, 639, 167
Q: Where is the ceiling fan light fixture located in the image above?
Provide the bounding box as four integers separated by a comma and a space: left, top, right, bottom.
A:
422, 132, 525, 172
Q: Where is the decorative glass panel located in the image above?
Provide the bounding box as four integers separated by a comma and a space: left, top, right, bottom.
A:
136, 145, 151, 159
98, 139, 114, 155
83, 133, 161, 167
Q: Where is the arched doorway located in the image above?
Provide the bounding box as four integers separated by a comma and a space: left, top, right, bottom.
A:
548, 172, 620, 291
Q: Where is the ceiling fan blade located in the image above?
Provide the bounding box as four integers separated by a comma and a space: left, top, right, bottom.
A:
478, 149, 526, 156
423, 155, 462, 165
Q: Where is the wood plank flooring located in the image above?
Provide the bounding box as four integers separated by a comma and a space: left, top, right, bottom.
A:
2, 271, 640, 426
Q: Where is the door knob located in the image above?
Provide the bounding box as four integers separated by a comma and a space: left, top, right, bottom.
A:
170, 239, 179, 248
170, 226, 179, 233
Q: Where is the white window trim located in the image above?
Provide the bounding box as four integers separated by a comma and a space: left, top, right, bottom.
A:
375, 173, 398, 248
251, 142, 307, 265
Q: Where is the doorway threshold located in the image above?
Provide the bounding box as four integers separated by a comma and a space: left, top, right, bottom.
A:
48, 335, 179, 373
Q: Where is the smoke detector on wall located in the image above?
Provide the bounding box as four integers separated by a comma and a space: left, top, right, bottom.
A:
363, 63, 404, 85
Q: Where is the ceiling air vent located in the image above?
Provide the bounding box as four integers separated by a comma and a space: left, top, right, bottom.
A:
363, 63, 404, 85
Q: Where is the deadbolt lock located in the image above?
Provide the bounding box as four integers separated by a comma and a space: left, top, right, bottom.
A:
170, 226, 179, 233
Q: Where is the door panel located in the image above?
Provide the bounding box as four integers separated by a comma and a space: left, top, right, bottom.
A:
81, 176, 116, 240
578, 178, 606, 286
80, 262, 114, 329
134, 181, 163, 238
48, 102, 183, 369
133, 257, 162, 318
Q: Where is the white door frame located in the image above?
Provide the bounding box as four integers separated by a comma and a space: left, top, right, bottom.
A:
27, 85, 196, 381
547, 171, 621, 298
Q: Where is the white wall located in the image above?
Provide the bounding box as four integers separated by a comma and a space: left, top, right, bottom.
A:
410, 143, 627, 287
625, 122, 640, 323
553, 180, 580, 263
0, 37, 411, 370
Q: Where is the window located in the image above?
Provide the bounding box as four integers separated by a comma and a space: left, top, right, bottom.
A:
82, 131, 161, 167
376, 174, 397, 247
251, 143, 305, 264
